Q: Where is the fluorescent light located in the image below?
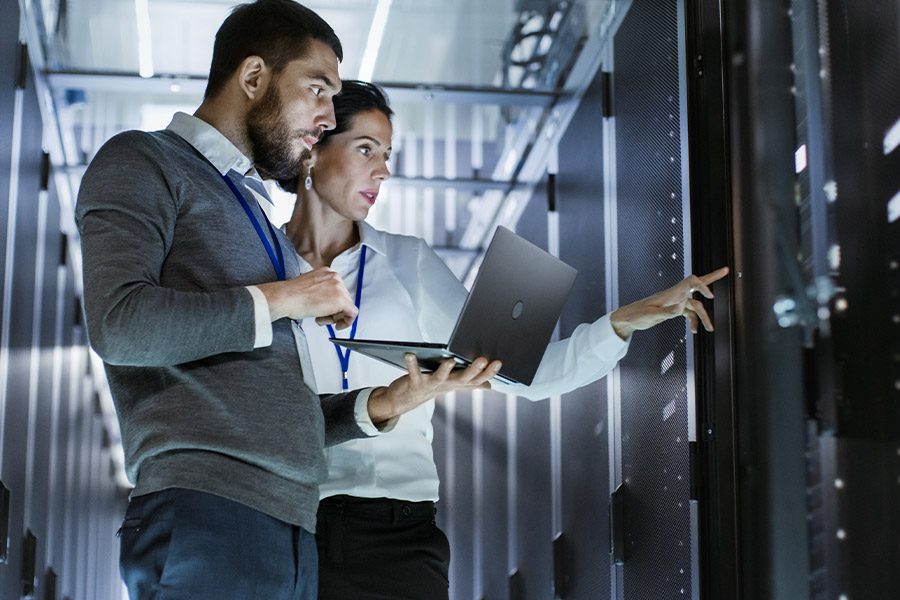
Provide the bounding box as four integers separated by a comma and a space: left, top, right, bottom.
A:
889, 189, 900, 223
794, 144, 807, 174
135, 0, 154, 78
885, 117, 900, 155
357, 0, 393, 81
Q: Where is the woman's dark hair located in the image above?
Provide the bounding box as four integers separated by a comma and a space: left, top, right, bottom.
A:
278, 80, 393, 194
205, 0, 343, 99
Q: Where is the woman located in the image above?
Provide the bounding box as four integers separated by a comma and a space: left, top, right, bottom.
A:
280, 81, 726, 599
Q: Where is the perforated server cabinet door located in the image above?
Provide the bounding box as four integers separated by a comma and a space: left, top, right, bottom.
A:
611, 1, 698, 599
557, 66, 613, 600
1, 8, 44, 596
511, 189, 555, 600
446, 392, 476, 600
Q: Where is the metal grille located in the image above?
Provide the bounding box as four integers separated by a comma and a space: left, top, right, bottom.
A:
613, 1, 694, 598
557, 68, 613, 600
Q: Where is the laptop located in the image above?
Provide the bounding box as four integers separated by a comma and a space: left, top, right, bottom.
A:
331, 226, 577, 386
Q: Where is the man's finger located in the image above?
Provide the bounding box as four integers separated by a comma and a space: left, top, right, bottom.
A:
331, 316, 352, 330
331, 306, 359, 330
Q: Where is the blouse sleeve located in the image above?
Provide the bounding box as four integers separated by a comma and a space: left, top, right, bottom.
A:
490, 314, 630, 400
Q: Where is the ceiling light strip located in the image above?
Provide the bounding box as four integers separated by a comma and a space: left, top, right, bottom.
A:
358, 0, 393, 81
135, 0, 154, 78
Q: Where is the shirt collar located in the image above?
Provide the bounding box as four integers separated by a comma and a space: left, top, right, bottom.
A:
166, 112, 256, 178
295, 222, 388, 271
357, 221, 387, 256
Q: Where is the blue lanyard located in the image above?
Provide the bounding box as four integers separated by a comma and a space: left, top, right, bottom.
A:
223, 174, 287, 281
326, 245, 367, 390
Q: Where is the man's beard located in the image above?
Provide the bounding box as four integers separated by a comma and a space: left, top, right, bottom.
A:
246, 83, 318, 181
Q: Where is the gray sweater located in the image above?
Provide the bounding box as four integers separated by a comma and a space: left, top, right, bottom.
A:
76, 129, 367, 531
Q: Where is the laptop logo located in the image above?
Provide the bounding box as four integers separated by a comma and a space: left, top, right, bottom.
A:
511, 300, 525, 320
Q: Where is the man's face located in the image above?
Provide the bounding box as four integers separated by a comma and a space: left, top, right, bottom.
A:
246, 39, 341, 180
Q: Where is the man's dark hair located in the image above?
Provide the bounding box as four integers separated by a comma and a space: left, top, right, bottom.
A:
278, 80, 393, 194
205, 0, 343, 99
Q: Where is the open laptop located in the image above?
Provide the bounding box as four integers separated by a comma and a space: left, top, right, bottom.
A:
331, 226, 577, 386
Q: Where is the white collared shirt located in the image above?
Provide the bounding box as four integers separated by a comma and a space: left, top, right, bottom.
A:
302, 222, 630, 502
165, 112, 378, 434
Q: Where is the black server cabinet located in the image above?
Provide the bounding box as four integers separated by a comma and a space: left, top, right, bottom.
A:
0, 2, 128, 596
434, 1, 701, 598
685, 0, 900, 597
511, 183, 555, 600
1, 11, 44, 599
556, 62, 613, 600
478, 389, 510, 600
816, 2, 900, 598
447, 392, 478, 600
611, 1, 697, 598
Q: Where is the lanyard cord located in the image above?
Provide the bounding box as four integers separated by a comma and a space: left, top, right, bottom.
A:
222, 173, 287, 281
326, 245, 368, 390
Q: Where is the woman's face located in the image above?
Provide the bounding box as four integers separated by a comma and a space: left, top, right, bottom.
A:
309, 109, 392, 222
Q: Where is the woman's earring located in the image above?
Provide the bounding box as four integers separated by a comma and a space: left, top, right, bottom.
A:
304, 167, 313, 191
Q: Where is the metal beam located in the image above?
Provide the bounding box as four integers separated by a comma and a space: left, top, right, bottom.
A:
458, 0, 633, 278
390, 175, 518, 194
61, 163, 516, 195
44, 70, 556, 106
378, 82, 553, 107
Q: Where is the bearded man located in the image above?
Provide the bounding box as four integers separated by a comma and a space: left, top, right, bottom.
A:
75, 2, 498, 598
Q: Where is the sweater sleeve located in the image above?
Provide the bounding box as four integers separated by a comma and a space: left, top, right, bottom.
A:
319, 388, 377, 446
75, 131, 258, 367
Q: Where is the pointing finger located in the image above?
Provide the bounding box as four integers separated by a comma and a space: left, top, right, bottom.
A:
698, 266, 729, 287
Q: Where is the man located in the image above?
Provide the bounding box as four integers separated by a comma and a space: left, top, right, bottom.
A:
75, 1, 498, 598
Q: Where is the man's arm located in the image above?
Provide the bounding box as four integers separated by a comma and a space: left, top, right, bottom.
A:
77, 132, 259, 366
77, 132, 356, 367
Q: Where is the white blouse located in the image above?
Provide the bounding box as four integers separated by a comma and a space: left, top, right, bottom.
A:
299, 222, 630, 502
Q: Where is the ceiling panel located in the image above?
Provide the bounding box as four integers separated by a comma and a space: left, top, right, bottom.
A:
42, 0, 611, 88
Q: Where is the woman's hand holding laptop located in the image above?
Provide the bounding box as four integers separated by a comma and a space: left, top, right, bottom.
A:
365, 354, 502, 430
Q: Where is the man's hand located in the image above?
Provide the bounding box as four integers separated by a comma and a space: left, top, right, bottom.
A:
367, 354, 503, 428
610, 266, 729, 339
257, 267, 358, 329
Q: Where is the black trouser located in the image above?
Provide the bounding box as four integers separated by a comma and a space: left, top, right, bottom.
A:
119, 489, 317, 600
316, 495, 451, 600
